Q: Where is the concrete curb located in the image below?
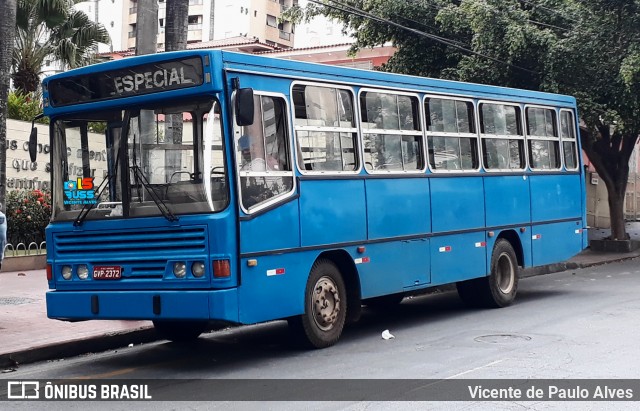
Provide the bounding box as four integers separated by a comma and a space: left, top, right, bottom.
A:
0, 328, 158, 369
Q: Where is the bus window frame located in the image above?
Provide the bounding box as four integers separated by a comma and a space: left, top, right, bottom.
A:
423, 94, 481, 174
357, 88, 426, 175
478, 99, 528, 173
232, 89, 296, 215
524, 104, 562, 172
559, 108, 580, 172
290, 81, 361, 176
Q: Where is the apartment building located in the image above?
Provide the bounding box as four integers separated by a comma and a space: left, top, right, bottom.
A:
125, 0, 296, 50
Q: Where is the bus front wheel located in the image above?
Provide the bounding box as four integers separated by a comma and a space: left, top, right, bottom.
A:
457, 239, 519, 308
152, 320, 209, 342
289, 259, 347, 349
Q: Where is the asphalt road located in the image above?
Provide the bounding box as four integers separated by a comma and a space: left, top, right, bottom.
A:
4, 259, 640, 410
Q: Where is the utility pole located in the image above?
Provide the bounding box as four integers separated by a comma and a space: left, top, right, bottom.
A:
135, 0, 158, 56
0, 0, 18, 212
134, 0, 158, 186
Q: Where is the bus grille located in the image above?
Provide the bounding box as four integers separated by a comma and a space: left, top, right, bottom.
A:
53, 227, 207, 261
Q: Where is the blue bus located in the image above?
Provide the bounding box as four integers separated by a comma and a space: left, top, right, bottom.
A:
36, 50, 586, 348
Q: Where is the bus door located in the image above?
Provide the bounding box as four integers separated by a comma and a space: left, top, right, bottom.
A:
234, 91, 301, 323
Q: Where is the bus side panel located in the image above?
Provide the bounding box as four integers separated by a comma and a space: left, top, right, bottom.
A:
236, 250, 323, 324
531, 221, 584, 266
299, 179, 367, 246
430, 177, 485, 232
484, 175, 531, 228
365, 178, 431, 238
530, 174, 583, 221
359, 239, 430, 299
431, 232, 487, 284
239, 200, 301, 253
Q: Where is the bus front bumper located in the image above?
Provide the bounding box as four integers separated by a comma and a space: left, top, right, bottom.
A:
46, 289, 239, 323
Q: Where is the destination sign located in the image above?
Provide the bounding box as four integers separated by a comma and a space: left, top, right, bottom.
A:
48, 56, 204, 107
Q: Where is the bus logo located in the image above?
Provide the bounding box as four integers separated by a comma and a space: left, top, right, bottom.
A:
63, 177, 97, 205
7, 381, 40, 399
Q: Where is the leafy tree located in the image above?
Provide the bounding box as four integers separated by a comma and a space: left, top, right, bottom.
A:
13, 0, 110, 93
291, 0, 640, 241
7, 90, 49, 123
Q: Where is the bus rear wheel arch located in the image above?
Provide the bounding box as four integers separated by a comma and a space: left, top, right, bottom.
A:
456, 238, 519, 308
288, 258, 347, 348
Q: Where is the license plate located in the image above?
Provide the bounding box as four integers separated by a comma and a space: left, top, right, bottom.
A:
93, 265, 122, 280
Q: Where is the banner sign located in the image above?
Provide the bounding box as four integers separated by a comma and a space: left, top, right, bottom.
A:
48, 56, 204, 107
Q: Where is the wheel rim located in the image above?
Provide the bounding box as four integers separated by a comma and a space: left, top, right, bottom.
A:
311, 275, 341, 331
496, 252, 515, 294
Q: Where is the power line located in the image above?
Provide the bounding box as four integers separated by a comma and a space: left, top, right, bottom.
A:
309, 0, 541, 76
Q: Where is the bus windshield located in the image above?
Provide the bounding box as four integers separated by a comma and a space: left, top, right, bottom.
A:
50, 99, 228, 222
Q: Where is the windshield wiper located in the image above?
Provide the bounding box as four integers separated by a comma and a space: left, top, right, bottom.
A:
130, 165, 178, 222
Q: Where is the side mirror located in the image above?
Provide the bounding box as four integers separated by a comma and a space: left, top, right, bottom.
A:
28, 128, 37, 162
28, 114, 44, 162
235, 88, 254, 126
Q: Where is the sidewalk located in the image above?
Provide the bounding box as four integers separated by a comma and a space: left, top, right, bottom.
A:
1, 223, 640, 369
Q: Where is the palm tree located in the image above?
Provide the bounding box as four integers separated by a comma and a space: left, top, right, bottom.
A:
13, 0, 110, 93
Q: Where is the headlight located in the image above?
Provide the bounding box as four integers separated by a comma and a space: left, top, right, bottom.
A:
77, 265, 89, 280
192, 262, 205, 278
62, 265, 72, 280
173, 262, 187, 278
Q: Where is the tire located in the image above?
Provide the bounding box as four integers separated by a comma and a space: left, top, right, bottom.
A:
289, 259, 347, 349
364, 293, 405, 309
152, 320, 209, 342
457, 239, 519, 308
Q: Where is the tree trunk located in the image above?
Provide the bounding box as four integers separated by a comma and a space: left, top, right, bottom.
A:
0, 0, 18, 212
606, 182, 628, 241
581, 126, 639, 241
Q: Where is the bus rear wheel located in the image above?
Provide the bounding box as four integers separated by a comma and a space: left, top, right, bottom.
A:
152, 320, 209, 342
456, 239, 519, 308
289, 259, 347, 349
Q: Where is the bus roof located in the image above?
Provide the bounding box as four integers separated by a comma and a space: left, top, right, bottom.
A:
42, 49, 576, 117
219, 50, 576, 107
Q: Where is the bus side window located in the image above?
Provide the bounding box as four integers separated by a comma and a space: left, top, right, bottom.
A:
526, 106, 561, 170
235, 94, 294, 211
480, 103, 525, 171
426, 97, 477, 171
292, 84, 358, 172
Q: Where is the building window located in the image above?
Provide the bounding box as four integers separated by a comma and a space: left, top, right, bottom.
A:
266, 14, 277, 27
